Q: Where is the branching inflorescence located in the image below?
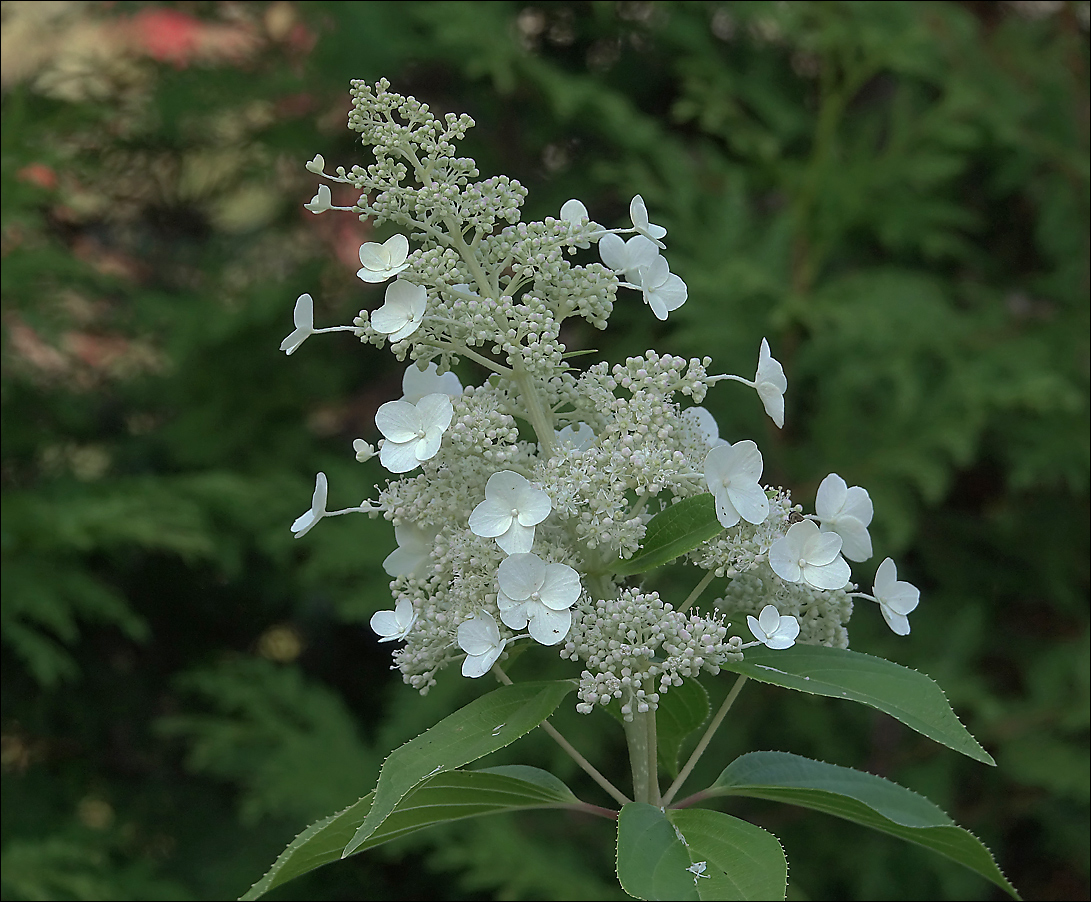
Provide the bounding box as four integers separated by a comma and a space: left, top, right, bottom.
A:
284, 78, 919, 715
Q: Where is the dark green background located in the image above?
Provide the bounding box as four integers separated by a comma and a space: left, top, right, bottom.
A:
2, 2, 1087, 899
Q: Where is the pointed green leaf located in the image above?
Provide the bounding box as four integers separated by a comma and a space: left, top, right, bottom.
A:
707, 752, 1018, 899
656, 679, 711, 778
617, 803, 786, 901
240, 766, 580, 900
343, 680, 574, 856
721, 645, 993, 764
611, 494, 723, 576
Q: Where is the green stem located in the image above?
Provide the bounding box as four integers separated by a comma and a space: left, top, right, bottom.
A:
492, 664, 630, 807
660, 674, 748, 807
677, 570, 715, 615
623, 693, 660, 806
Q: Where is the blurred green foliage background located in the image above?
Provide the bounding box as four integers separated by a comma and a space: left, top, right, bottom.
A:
1, 2, 1087, 899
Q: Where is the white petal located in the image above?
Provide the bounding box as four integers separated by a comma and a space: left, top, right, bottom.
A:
802, 555, 851, 591
414, 429, 443, 462
497, 553, 546, 601
415, 393, 454, 433
514, 485, 552, 526
375, 400, 422, 443
484, 470, 531, 503
560, 198, 588, 223
381, 234, 410, 266
280, 327, 309, 356
842, 486, 874, 527
713, 488, 741, 528
757, 604, 782, 636
496, 522, 535, 555
468, 500, 513, 539
457, 613, 501, 655
598, 233, 629, 272
527, 606, 571, 645
290, 509, 318, 538
881, 606, 911, 636
829, 516, 872, 562
379, 439, 424, 473
803, 529, 843, 567
293, 293, 314, 329
768, 535, 801, 583
539, 563, 581, 610
727, 481, 770, 525
497, 596, 531, 630
402, 362, 462, 404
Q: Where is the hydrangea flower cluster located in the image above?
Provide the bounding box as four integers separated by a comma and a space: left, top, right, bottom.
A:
284, 79, 921, 716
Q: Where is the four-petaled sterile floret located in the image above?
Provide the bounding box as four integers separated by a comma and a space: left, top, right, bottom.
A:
457, 611, 512, 678
815, 473, 874, 562
370, 598, 417, 642
747, 604, 800, 650
496, 553, 581, 646
769, 520, 851, 591
871, 557, 920, 635
357, 235, 412, 283
704, 441, 770, 528
468, 471, 552, 554
374, 393, 454, 473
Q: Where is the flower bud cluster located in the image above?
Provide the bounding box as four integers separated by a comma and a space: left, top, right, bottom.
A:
561, 589, 743, 719
284, 80, 921, 709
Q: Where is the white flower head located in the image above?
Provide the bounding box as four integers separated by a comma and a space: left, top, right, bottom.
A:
401, 361, 463, 405
375, 393, 454, 473
468, 470, 552, 554
304, 184, 333, 214
371, 279, 427, 341
305, 154, 325, 174
872, 557, 920, 636
357, 234, 411, 283
769, 520, 851, 590
630, 194, 667, 248
747, 604, 800, 650
598, 233, 659, 280
815, 473, 874, 562
383, 522, 439, 579
636, 256, 687, 321
457, 611, 509, 678
370, 598, 417, 643
704, 441, 769, 528
755, 338, 787, 428
559, 198, 604, 247
683, 406, 728, 449
496, 553, 581, 646
280, 293, 315, 356
291, 472, 328, 538
352, 439, 376, 462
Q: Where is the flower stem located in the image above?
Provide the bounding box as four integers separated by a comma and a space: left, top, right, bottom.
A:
661, 674, 748, 807
492, 664, 630, 807
678, 569, 716, 615
623, 697, 660, 806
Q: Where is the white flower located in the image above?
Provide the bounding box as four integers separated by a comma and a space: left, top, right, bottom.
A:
357, 234, 411, 283
383, 523, 439, 578
305, 154, 325, 174
304, 184, 334, 213
635, 256, 687, 321
468, 470, 552, 554
747, 604, 800, 650
815, 473, 874, 562
554, 422, 596, 452
754, 338, 787, 429
371, 280, 427, 341
375, 393, 454, 473
370, 598, 417, 643
704, 441, 769, 527
630, 194, 667, 248
280, 293, 315, 356
496, 553, 581, 646
683, 406, 728, 449
872, 557, 920, 636
598, 233, 659, 279
352, 439, 377, 462
401, 361, 463, 404
768, 520, 851, 590
559, 198, 604, 247
457, 611, 509, 678
291, 472, 328, 538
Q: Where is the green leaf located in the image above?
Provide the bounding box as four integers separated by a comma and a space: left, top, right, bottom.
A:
610, 495, 724, 577
721, 644, 994, 765
616, 803, 786, 901
656, 679, 711, 779
240, 766, 580, 901
707, 752, 1019, 899
342, 680, 574, 856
